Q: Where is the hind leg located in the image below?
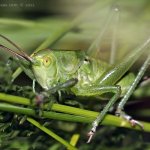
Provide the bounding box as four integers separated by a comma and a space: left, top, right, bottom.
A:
116, 55, 150, 128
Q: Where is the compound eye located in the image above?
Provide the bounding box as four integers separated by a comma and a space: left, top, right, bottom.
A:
43, 56, 51, 67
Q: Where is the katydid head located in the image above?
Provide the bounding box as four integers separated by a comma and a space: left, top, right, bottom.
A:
31, 49, 58, 89
0, 34, 58, 89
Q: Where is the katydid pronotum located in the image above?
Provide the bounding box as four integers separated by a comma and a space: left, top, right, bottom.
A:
0, 8, 149, 143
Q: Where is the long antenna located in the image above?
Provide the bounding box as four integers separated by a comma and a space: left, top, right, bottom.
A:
0, 34, 32, 61
0, 44, 32, 61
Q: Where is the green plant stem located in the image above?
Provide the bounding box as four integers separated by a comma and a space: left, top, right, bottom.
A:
1, 92, 150, 132
0, 102, 91, 123
27, 117, 78, 150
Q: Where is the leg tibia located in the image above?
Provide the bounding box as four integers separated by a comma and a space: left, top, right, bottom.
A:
80, 85, 121, 143
116, 55, 150, 129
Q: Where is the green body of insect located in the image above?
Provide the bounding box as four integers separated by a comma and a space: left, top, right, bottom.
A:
31, 49, 135, 97
0, 34, 150, 143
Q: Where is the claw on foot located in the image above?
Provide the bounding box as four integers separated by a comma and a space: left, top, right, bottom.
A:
35, 93, 44, 107
116, 109, 144, 130
128, 117, 144, 129
87, 121, 98, 143
87, 130, 95, 143
32, 93, 45, 117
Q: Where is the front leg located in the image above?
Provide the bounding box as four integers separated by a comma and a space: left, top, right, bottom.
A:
48, 78, 78, 93
32, 78, 78, 116
35, 78, 78, 107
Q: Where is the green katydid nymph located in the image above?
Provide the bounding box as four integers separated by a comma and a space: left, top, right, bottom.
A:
0, 34, 149, 143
